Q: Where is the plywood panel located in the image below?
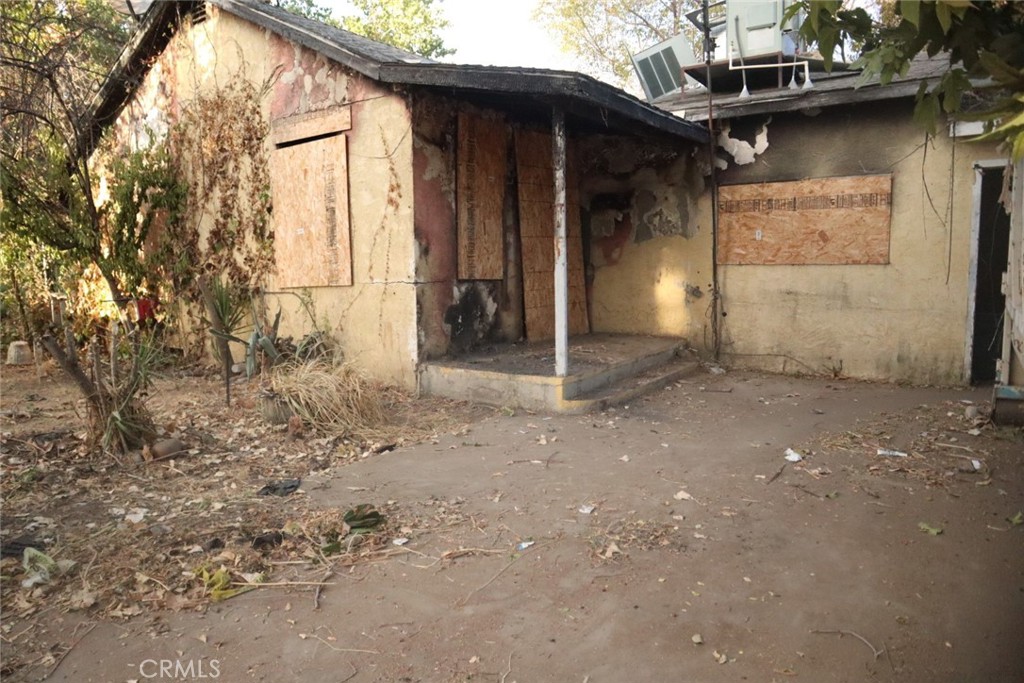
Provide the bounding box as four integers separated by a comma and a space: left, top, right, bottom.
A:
457, 112, 507, 280
271, 107, 352, 146
717, 174, 892, 265
270, 134, 352, 288
515, 130, 589, 340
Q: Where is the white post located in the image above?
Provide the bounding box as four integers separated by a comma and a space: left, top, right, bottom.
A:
552, 107, 569, 377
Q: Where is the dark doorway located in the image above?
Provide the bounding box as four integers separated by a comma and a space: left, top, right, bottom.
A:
971, 166, 1011, 383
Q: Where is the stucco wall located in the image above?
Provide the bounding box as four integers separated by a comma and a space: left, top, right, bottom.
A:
709, 100, 1004, 384
108, 7, 418, 387
579, 137, 712, 342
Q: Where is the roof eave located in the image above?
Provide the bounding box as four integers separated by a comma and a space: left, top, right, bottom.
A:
378, 64, 709, 144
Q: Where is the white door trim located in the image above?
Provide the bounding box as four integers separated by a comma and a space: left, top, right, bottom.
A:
964, 159, 1008, 384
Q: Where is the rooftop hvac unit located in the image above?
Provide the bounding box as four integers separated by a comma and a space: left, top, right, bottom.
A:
631, 33, 699, 102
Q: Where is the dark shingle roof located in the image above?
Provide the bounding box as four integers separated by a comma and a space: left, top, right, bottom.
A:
87, 0, 708, 149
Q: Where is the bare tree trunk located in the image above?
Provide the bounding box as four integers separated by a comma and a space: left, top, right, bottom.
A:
39, 333, 100, 408
6, 265, 34, 345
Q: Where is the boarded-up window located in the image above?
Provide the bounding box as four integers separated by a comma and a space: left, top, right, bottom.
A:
515, 130, 589, 340
457, 112, 507, 280
270, 108, 352, 288
717, 174, 892, 265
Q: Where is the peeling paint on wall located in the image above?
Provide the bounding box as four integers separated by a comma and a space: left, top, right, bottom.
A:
579, 137, 702, 259
717, 116, 771, 166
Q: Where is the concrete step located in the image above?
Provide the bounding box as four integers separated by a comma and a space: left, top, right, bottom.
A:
561, 356, 702, 413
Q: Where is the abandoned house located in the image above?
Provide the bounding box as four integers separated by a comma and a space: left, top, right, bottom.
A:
637, 1, 1022, 398
91, 0, 723, 410
93, 0, 1022, 414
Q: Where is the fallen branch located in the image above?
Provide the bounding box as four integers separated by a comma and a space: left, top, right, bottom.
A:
500, 651, 514, 683
313, 569, 333, 610
811, 628, 885, 660
766, 462, 787, 485
458, 541, 553, 606
232, 580, 336, 587
44, 623, 97, 680
788, 483, 825, 499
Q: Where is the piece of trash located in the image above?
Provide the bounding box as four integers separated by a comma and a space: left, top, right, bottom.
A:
125, 508, 148, 524
967, 428, 981, 437
674, 490, 695, 501
257, 479, 301, 496
578, 504, 596, 514
691, 633, 704, 645
251, 531, 284, 551
971, 459, 983, 471
344, 504, 384, 532
619, 455, 631, 462
877, 448, 908, 458
392, 538, 410, 546
918, 522, 943, 536
713, 650, 728, 664
709, 365, 726, 375
516, 540, 535, 551
784, 448, 803, 463
21, 548, 60, 587
1008, 511, 1023, 527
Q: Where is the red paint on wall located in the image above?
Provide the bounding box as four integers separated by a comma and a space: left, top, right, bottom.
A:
595, 213, 634, 266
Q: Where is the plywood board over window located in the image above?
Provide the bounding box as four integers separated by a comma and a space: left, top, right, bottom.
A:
270, 108, 352, 288
457, 112, 507, 280
717, 174, 893, 265
515, 130, 589, 341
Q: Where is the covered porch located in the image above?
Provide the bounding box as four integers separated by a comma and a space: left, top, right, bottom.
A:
419, 333, 698, 413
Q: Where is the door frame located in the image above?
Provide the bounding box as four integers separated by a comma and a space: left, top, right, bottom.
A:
963, 158, 1009, 384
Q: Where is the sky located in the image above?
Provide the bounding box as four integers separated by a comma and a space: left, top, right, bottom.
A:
323, 0, 576, 70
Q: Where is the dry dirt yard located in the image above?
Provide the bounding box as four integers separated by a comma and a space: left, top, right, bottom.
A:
1, 361, 1023, 683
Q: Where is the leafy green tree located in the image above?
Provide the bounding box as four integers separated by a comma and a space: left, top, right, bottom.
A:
0, 0, 132, 300
788, 0, 1024, 159
276, 0, 454, 59
534, 0, 701, 89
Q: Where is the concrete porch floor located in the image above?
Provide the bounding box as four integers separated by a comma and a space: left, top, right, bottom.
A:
419, 333, 700, 413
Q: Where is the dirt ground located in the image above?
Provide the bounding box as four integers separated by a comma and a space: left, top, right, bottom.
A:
2, 361, 1023, 683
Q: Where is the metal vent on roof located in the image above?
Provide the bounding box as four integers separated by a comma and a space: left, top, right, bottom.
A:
631, 33, 698, 102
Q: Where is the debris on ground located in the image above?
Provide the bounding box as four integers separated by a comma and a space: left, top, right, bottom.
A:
257, 479, 302, 496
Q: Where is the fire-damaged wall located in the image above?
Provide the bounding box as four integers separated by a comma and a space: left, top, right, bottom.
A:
707, 99, 1005, 384
412, 95, 522, 358
578, 136, 712, 341
413, 101, 711, 358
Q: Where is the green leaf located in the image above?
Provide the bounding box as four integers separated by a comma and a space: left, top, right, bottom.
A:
913, 85, 941, 135
918, 522, 943, 536
1009, 511, 1024, 527
899, 0, 919, 27
935, 2, 952, 33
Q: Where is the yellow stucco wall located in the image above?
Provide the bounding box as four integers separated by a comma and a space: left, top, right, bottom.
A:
708, 101, 1004, 384
109, 7, 418, 387
583, 139, 713, 343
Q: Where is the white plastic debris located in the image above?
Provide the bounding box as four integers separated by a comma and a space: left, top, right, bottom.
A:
392, 538, 410, 546
971, 459, 983, 471
877, 448, 908, 458
578, 504, 596, 514
784, 448, 803, 463
516, 541, 535, 551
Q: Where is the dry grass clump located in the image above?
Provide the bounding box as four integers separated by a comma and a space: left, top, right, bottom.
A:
269, 360, 385, 437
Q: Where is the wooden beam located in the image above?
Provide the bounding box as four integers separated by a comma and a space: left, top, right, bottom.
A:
552, 107, 568, 377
